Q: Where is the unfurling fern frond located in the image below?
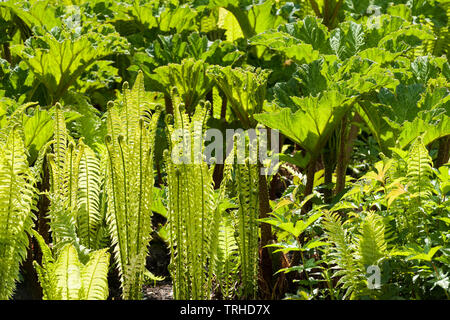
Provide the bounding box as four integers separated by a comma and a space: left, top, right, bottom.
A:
165, 100, 217, 300
105, 71, 161, 300
0, 125, 36, 300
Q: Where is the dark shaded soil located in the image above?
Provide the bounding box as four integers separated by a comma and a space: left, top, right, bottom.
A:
143, 281, 173, 300
147, 212, 171, 277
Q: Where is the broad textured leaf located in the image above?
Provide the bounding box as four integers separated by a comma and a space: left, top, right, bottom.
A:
254, 91, 354, 159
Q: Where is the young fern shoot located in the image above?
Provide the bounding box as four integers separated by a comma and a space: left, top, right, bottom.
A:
230, 135, 260, 299
164, 100, 217, 300
105, 71, 162, 300
46, 104, 92, 258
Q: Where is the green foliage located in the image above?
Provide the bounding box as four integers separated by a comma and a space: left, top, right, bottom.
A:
77, 143, 105, 249
231, 147, 259, 299
211, 0, 287, 39
149, 58, 213, 114
406, 137, 434, 203
215, 214, 239, 299
0, 0, 449, 302
105, 71, 161, 300
33, 231, 110, 300
13, 22, 128, 105
45, 104, 93, 258
164, 100, 217, 300
208, 65, 270, 128
0, 124, 36, 299
323, 211, 388, 299
255, 90, 353, 162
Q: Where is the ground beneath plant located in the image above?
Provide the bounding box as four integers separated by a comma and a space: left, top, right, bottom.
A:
143, 281, 173, 300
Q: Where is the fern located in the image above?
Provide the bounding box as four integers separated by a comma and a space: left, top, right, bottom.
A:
53, 243, 83, 300
46, 194, 87, 258
369, 139, 435, 239
358, 213, 387, 267
32, 230, 58, 299
40, 103, 109, 267
165, 100, 217, 300
33, 230, 110, 300
232, 150, 259, 299
46, 105, 86, 255
105, 71, 161, 299
77, 142, 103, 249
79, 248, 110, 300
0, 125, 36, 299
406, 137, 434, 203
323, 211, 388, 299
215, 214, 240, 299
323, 211, 362, 299
47, 105, 79, 205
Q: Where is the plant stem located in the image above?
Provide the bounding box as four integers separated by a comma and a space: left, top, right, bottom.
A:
299, 249, 313, 294
258, 166, 274, 297
335, 112, 362, 195
302, 159, 316, 213
164, 94, 173, 115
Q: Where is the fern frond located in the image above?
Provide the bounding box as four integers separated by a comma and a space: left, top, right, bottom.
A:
105, 71, 161, 299
77, 143, 102, 249
234, 159, 259, 299
53, 244, 82, 300
33, 238, 110, 300
215, 215, 240, 299
46, 194, 89, 262
32, 230, 57, 300
358, 212, 387, 267
406, 137, 434, 202
230, 133, 260, 299
165, 100, 217, 300
322, 211, 362, 299
51, 104, 68, 196
0, 125, 36, 300
80, 248, 110, 300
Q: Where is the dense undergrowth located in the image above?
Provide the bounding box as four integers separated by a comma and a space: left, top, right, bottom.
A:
0, 0, 449, 300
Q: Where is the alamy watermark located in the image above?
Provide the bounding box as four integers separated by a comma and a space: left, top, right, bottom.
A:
170, 123, 280, 175
366, 265, 381, 290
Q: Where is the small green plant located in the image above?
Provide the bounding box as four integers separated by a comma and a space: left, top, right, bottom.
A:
214, 213, 240, 299
231, 143, 260, 299
33, 231, 110, 300
322, 211, 388, 299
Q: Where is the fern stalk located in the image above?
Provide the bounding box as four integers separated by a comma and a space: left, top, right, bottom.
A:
165, 101, 217, 299
105, 71, 161, 299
